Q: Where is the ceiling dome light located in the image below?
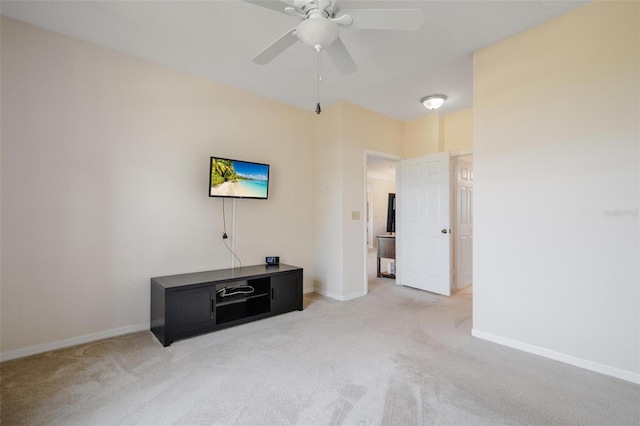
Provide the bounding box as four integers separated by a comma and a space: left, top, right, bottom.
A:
296, 16, 339, 51
420, 94, 447, 110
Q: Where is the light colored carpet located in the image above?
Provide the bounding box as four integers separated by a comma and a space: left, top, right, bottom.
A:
1, 277, 639, 425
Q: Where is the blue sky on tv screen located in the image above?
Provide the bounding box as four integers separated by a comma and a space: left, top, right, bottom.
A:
232, 161, 269, 182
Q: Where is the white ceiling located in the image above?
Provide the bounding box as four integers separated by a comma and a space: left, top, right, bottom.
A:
1, 0, 587, 121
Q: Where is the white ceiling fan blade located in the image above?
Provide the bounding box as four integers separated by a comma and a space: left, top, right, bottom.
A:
337, 9, 424, 31
326, 37, 357, 75
252, 28, 299, 64
241, 0, 294, 16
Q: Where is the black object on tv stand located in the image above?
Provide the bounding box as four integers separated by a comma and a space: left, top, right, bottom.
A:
150, 264, 303, 347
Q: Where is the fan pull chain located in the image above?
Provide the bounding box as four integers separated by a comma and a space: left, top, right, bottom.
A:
316, 48, 322, 115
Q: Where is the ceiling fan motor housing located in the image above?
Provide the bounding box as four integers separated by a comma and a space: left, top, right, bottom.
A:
296, 16, 339, 50
295, 0, 334, 17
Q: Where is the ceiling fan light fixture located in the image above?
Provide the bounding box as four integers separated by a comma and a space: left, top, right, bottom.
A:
420, 94, 447, 110
296, 16, 339, 50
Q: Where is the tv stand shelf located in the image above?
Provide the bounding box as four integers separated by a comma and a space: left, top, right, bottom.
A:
215, 292, 268, 307
150, 264, 303, 347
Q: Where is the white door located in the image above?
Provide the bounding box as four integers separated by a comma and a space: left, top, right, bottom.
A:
397, 151, 451, 296
454, 158, 473, 289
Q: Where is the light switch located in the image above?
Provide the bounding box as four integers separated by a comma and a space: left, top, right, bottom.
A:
352, 211, 360, 220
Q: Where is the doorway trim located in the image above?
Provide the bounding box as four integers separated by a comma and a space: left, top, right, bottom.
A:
367, 183, 374, 249
363, 149, 402, 296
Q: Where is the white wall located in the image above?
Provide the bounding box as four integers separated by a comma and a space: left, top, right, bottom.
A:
473, 1, 639, 382
1, 18, 315, 356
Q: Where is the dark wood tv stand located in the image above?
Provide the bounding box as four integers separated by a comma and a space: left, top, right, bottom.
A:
376, 235, 396, 278
150, 264, 303, 346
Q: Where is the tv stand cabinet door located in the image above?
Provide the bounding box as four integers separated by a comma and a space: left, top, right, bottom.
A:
168, 286, 215, 336
270, 272, 302, 315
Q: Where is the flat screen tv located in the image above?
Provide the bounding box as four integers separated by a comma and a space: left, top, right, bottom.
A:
209, 157, 270, 199
386, 193, 396, 233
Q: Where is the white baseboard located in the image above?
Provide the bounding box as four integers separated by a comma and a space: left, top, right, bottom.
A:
313, 288, 341, 300
342, 290, 366, 301
2, 290, 315, 362
471, 329, 640, 385
0, 322, 150, 362
303, 287, 315, 294
313, 288, 366, 301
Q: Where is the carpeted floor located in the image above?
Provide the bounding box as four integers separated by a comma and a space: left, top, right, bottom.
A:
1, 272, 639, 425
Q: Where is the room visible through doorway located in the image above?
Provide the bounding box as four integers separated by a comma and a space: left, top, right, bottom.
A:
363, 151, 474, 296
364, 151, 400, 295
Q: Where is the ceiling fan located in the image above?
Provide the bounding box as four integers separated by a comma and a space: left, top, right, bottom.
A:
243, 0, 424, 75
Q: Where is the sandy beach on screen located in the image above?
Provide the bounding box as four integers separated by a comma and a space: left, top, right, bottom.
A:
211, 181, 264, 197
211, 181, 238, 196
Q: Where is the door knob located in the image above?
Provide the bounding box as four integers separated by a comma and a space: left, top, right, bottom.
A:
441, 229, 450, 234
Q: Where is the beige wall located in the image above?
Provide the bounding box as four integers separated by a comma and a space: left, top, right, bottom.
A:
403, 114, 439, 158
311, 102, 403, 300
311, 102, 344, 298
341, 103, 403, 298
403, 108, 473, 158
473, 1, 639, 380
442, 108, 473, 152
1, 18, 316, 355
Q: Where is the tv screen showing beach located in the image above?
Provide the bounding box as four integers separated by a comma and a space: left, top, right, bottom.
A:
209, 157, 269, 199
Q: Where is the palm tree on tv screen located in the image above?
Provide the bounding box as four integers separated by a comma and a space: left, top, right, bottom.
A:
211, 159, 240, 186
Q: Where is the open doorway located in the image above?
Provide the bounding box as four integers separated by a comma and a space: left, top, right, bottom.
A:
363, 150, 473, 296
364, 151, 400, 295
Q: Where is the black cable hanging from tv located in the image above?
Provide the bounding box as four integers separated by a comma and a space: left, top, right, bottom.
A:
221, 198, 242, 267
